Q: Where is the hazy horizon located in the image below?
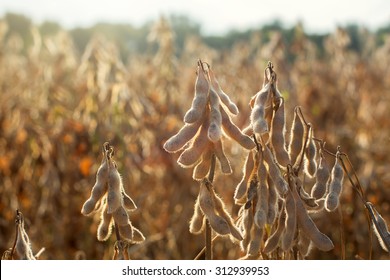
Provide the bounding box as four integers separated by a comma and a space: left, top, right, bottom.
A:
0, 0, 389, 35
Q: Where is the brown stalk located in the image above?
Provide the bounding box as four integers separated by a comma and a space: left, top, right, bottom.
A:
105, 142, 128, 258
10, 210, 22, 260
338, 205, 345, 260
205, 219, 212, 260
194, 235, 219, 260
205, 153, 216, 260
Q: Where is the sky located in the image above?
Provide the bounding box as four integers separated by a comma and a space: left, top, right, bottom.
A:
0, 0, 389, 35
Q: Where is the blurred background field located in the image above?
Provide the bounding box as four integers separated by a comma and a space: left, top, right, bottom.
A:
0, 10, 389, 260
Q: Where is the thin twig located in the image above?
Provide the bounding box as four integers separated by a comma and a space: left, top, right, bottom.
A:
365, 208, 373, 260
194, 235, 219, 260
34, 247, 46, 259
339, 153, 365, 200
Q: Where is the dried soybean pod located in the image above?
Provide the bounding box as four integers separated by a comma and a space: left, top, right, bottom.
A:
189, 195, 205, 234
184, 64, 209, 124
297, 229, 312, 258
208, 88, 223, 142
291, 176, 334, 251
15, 220, 35, 260
131, 226, 146, 244
212, 139, 232, 174
288, 107, 305, 166
113, 206, 130, 226
177, 117, 210, 167
250, 83, 270, 135
254, 189, 268, 229
209, 67, 239, 115
234, 151, 255, 201
97, 200, 113, 241
118, 223, 134, 242
241, 208, 254, 252
199, 179, 215, 216
270, 79, 283, 99
253, 83, 271, 107
371, 206, 390, 252
254, 156, 269, 229
220, 106, 255, 150
330, 152, 344, 180
248, 224, 264, 257
281, 189, 297, 252
15, 232, 31, 260
311, 155, 330, 199
228, 224, 244, 242
193, 143, 213, 180
245, 181, 257, 211
163, 116, 204, 153
325, 154, 344, 212
81, 184, 107, 215
106, 161, 123, 214
267, 176, 278, 224
210, 188, 243, 240
236, 206, 244, 226
251, 106, 267, 134
270, 97, 290, 166
304, 126, 317, 178
263, 145, 288, 195
122, 189, 137, 211
21, 228, 33, 259
198, 180, 230, 235
210, 185, 234, 217
208, 215, 231, 236
263, 207, 286, 254
81, 156, 109, 215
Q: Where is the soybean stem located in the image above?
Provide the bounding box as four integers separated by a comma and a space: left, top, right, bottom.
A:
338, 206, 346, 260
10, 210, 21, 260
205, 154, 216, 260
114, 221, 121, 241
194, 235, 219, 260
205, 219, 212, 260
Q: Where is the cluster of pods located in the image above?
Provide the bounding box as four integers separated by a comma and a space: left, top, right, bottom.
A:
165, 61, 351, 259
81, 142, 144, 244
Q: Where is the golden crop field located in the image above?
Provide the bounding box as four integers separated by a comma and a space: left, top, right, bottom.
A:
0, 16, 389, 260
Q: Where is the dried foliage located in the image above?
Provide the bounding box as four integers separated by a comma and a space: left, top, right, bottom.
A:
0, 18, 389, 259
